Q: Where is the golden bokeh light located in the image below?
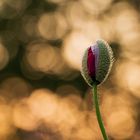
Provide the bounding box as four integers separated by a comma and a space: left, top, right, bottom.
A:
65, 1, 88, 29
0, 30, 19, 60
28, 89, 60, 121
107, 110, 135, 139
56, 84, 82, 97
12, 88, 103, 139
22, 15, 39, 40
0, 76, 31, 100
62, 31, 92, 70
23, 42, 57, 74
99, 15, 116, 42
0, 0, 139, 139
111, 2, 140, 52
21, 41, 78, 80
81, 20, 102, 41
0, 102, 15, 139
45, 0, 66, 4
0, 0, 31, 19
5, 0, 30, 11
101, 89, 136, 117
101, 89, 136, 139
115, 61, 140, 99
0, 0, 5, 9
21, 55, 45, 80
81, 0, 113, 15
38, 12, 68, 40
0, 42, 9, 70
13, 99, 40, 131
69, 114, 101, 140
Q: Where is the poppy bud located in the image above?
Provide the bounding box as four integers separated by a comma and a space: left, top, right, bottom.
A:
81, 39, 114, 86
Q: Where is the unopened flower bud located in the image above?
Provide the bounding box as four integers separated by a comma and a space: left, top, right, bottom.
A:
81, 39, 114, 86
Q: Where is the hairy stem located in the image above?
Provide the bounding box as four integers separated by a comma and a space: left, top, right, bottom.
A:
92, 84, 109, 140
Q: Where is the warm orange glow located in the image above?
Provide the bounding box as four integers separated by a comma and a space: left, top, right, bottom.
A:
0, 0, 30, 19
101, 89, 136, 139
115, 61, 140, 98
22, 15, 39, 39
45, 0, 65, 4
65, 1, 88, 29
24, 42, 57, 72
0, 43, 9, 70
107, 110, 135, 139
0, 102, 14, 139
81, 0, 113, 14
111, 2, 140, 52
0, 77, 31, 100
13, 99, 40, 131
62, 31, 92, 70
28, 89, 59, 120
11, 88, 103, 139
0, 0, 5, 9
38, 13, 68, 40
56, 85, 81, 96
0, 0, 139, 139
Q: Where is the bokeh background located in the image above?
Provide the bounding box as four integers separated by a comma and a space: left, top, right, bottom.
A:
0, 0, 139, 140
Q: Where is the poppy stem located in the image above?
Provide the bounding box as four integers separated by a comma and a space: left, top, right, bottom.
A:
92, 84, 109, 140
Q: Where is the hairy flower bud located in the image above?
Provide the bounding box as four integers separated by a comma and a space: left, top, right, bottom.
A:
81, 39, 114, 86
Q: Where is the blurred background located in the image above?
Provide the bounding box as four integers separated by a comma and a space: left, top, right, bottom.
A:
0, 0, 139, 140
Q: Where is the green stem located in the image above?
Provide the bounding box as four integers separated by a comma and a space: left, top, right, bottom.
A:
92, 83, 109, 140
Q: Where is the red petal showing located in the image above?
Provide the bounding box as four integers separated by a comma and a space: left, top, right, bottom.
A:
87, 47, 96, 80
